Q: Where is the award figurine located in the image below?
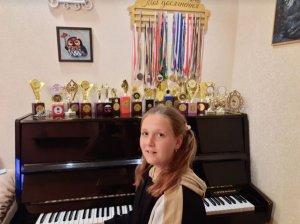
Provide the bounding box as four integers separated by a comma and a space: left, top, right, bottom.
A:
103, 84, 113, 116
144, 87, 155, 112
50, 84, 64, 117
206, 83, 215, 115
79, 81, 94, 118
66, 80, 80, 116
29, 79, 45, 115
215, 86, 227, 115
172, 86, 180, 109
227, 90, 244, 114
155, 83, 165, 106
187, 80, 199, 115
120, 80, 130, 114
131, 91, 142, 115
93, 84, 104, 117
198, 82, 208, 115
109, 88, 121, 115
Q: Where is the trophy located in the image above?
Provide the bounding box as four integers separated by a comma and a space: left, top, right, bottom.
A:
172, 86, 180, 109
50, 84, 64, 117
177, 82, 188, 115
144, 87, 155, 112
66, 80, 80, 116
121, 80, 131, 114
227, 90, 244, 114
29, 79, 45, 115
155, 83, 165, 106
93, 84, 104, 116
164, 89, 173, 107
79, 80, 93, 117
187, 80, 199, 115
197, 82, 208, 115
102, 84, 113, 116
215, 86, 227, 115
109, 88, 121, 115
131, 91, 142, 115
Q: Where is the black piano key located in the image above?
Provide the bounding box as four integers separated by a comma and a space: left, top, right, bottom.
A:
214, 197, 224, 205
63, 211, 69, 221
238, 195, 247, 203
227, 196, 236, 204
96, 208, 100, 218
74, 210, 79, 220
211, 197, 220, 206
114, 206, 117, 215
88, 209, 92, 219
82, 209, 87, 219
68, 211, 74, 221
203, 198, 209, 207
54, 212, 61, 222
107, 207, 110, 217
49, 213, 55, 223
217, 197, 225, 205
119, 206, 123, 215
127, 205, 130, 213
233, 195, 243, 203
208, 198, 216, 206
222, 196, 232, 204
101, 208, 105, 217
40, 213, 47, 223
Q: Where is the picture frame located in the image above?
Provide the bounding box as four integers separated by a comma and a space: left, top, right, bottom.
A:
227, 90, 244, 114
272, 0, 300, 46
56, 26, 93, 62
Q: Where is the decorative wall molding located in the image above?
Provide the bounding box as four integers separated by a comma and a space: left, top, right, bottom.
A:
48, 0, 93, 11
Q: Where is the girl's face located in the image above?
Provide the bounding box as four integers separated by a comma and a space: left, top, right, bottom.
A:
140, 114, 183, 170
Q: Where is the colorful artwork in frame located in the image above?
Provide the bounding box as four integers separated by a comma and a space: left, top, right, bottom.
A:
272, 0, 300, 46
56, 27, 93, 62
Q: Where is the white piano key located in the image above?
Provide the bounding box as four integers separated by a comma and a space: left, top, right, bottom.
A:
205, 199, 218, 215
217, 197, 234, 214
239, 195, 255, 211
203, 200, 213, 216
129, 205, 133, 211
116, 206, 121, 215
212, 198, 228, 214
84, 209, 90, 224
68, 211, 76, 224
61, 211, 69, 224
78, 209, 85, 224
121, 205, 127, 215
97, 208, 102, 223
102, 207, 108, 222
89, 208, 97, 224
109, 206, 114, 219
42, 213, 52, 224
36, 213, 45, 224
74, 210, 82, 224
228, 196, 244, 213
48, 212, 57, 224
221, 197, 238, 213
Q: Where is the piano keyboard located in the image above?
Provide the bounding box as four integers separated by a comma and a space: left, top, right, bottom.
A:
203, 195, 255, 215
35, 205, 133, 224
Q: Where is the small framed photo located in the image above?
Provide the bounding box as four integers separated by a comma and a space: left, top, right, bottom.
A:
56, 26, 93, 62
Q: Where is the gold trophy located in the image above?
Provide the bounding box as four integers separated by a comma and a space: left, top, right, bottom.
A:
121, 80, 130, 114
29, 79, 45, 115
79, 81, 94, 117
66, 80, 79, 116
187, 81, 199, 115
144, 87, 155, 111
132, 91, 142, 115
93, 84, 104, 116
215, 86, 227, 115
109, 88, 121, 114
102, 84, 113, 115
205, 82, 215, 115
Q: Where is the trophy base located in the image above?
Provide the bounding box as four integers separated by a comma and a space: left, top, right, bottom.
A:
109, 98, 121, 115
178, 102, 188, 115
155, 101, 165, 107
188, 102, 197, 115
80, 103, 92, 116
131, 102, 142, 115
68, 102, 80, 116
206, 110, 215, 116
32, 103, 45, 115
95, 102, 104, 116
121, 113, 131, 118
216, 110, 226, 115
145, 99, 154, 112
164, 96, 173, 107
197, 102, 207, 115
81, 114, 92, 119
173, 96, 179, 109
121, 96, 130, 113
103, 103, 113, 116
52, 103, 64, 116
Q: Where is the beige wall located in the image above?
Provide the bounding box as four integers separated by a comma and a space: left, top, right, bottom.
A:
232, 0, 300, 223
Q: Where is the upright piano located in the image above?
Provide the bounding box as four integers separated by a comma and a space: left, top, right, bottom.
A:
12, 113, 273, 224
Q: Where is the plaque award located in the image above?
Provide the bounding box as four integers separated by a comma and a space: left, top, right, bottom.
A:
215, 86, 227, 115
29, 79, 45, 115
79, 81, 93, 117
103, 84, 113, 116
187, 80, 199, 115
227, 90, 244, 114
198, 82, 208, 114
66, 80, 80, 116
121, 80, 130, 114
109, 88, 121, 115
164, 89, 173, 107
93, 84, 104, 117
144, 87, 155, 112
131, 91, 142, 115
178, 92, 188, 115
50, 84, 64, 117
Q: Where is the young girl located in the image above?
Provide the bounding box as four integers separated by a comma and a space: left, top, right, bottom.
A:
99, 106, 207, 224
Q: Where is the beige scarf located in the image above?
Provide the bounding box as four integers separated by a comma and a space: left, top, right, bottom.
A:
149, 167, 207, 224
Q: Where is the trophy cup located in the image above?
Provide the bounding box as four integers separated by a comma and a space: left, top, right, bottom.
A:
215, 86, 227, 115
29, 79, 45, 115
197, 82, 207, 115
79, 81, 94, 118
66, 80, 80, 116
50, 84, 64, 117
155, 83, 165, 106
109, 88, 121, 115
121, 80, 130, 114
103, 84, 113, 116
206, 83, 215, 115
93, 84, 104, 117
172, 86, 180, 109
131, 91, 142, 115
178, 93, 188, 115
144, 87, 155, 112
187, 80, 199, 115
164, 89, 173, 107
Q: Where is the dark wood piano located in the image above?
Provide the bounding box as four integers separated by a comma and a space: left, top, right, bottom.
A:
12, 113, 273, 224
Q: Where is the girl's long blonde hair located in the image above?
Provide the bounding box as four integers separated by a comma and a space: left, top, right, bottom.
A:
134, 106, 197, 197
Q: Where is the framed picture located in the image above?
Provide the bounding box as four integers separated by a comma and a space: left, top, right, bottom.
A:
56, 26, 93, 62
272, 0, 300, 46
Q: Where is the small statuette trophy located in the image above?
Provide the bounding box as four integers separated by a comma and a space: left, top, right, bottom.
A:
121, 80, 130, 114
164, 89, 173, 106
155, 83, 165, 106
198, 82, 207, 115
93, 84, 104, 117
187, 80, 199, 115
66, 80, 79, 116
172, 86, 180, 109
227, 90, 244, 114
103, 84, 113, 116
29, 79, 45, 115
144, 87, 155, 112
131, 91, 142, 115
109, 88, 120, 115
205, 83, 215, 115
50, 84, 64, 117
178, 92, 188, 115
215, 86, 227, 115
79, 80, 94, 118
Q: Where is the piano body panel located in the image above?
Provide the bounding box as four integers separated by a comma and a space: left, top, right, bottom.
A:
14, 113, 273, 224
